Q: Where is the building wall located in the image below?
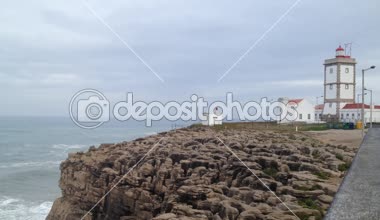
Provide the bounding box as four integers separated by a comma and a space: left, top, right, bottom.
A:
323, 58, 356, 117
339, 64, 355, 100
340, 84, 354, 99
325, 84, 337, 99
281, 100, 315, 123
325, 65, 337, 83
340, 64, 354, 83
340, 109, 380, 123
323, 102, 337, 115
315, 109, 323, 121
296, 100, 315, 123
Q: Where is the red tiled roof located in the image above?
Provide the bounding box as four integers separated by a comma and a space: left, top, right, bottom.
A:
288, 99, 303, 104
342, 103, 380, 109
315, 104, 324, 110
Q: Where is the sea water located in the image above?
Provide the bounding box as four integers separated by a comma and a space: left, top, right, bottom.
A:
0, 116, 178, 220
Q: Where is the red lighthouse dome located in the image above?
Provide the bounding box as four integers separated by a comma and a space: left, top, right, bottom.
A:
336, 45, 347, 58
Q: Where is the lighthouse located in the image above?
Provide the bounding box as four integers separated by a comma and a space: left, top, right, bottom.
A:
322, 45, 357, 120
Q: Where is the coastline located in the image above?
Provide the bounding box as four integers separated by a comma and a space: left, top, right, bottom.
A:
47, 123, 362, 220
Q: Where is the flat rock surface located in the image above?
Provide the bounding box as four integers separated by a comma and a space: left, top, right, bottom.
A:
47, 125, 361, 220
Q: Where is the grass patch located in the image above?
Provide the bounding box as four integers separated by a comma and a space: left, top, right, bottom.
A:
335, 153, 344, 160
263, 168, 278, 177
298, 198, 323, 220
338, 162, 351, 172
313, 171, 331, 180
298, 124, 328, 131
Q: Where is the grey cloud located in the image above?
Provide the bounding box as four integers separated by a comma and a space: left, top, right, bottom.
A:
0, 0, 379, 116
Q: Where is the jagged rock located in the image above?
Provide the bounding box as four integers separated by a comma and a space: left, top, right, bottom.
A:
47, 126, 358, 220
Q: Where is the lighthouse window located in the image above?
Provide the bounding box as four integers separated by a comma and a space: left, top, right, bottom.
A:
299, 114, 302, 119
330, 85, 333, 90
329, 103, 332, 107
330, 68, 333, 74
345, 84, 349, 89
345, 67, 349, 73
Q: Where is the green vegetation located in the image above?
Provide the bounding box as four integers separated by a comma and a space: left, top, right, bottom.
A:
263, 167, 278, 178
313, 171, 331, 180
335, 153, 344, 160
338, 162, 351, 172
299, 124, 329, 131
298, 198, 323, 220
189, 122, 334, 133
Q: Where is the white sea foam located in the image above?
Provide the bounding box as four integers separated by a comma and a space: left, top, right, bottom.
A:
0, 196, 52, 220
52, 144, 87, 149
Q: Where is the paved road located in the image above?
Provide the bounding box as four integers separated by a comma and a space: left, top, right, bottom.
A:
325, 128, 380, 220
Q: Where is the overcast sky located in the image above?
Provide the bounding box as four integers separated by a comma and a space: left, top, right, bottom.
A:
0, 0, 379, 116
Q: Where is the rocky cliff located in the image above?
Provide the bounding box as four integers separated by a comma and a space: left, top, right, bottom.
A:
47, 126, 357, 220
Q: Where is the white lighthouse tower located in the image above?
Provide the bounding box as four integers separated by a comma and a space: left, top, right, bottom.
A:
322, 45, 356, 120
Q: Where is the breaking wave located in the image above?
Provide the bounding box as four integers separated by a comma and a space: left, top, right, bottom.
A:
0, 196, 52, 220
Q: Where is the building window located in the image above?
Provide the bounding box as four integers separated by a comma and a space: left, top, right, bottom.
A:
329, 103, 332, 107
345, 67, 349, 73
308, 114, 311, 120
319, 114, 322, 119
315, 113, 317, 118
358, 113, 360, 118
341, 113, 344, 119
345, 84, 349, 89
352, 113, 355, 119
346, 113, 349, 118
299, 114, 302, 120
330, 68, 333, 74
330, 84, 333, 90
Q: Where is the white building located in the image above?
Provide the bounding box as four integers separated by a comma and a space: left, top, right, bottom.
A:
340, 103, 380, 123
201, 113, 223, 126
278, 98, 315, 123
322, 45, 356, 120
316, 45, 380, 124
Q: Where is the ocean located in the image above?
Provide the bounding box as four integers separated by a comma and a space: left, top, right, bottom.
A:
0, 117, 180, 220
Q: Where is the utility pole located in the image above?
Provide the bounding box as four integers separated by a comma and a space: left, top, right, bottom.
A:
361, 66, 376, 136
365, 88, 373, 128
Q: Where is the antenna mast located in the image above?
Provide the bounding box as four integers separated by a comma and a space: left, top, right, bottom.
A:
344, 43, 352, 57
